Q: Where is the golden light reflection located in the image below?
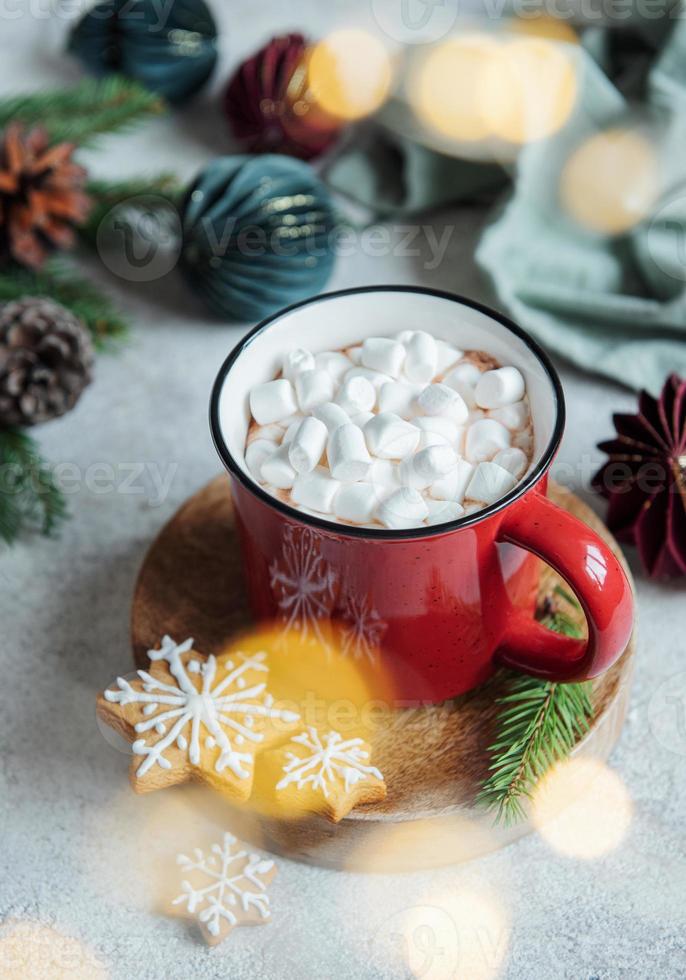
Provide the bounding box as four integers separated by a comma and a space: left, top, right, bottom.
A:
481, 37, 577, 144
531, 757, 632, 858
0, 920, 108, 979
308, 29, 393, 121
509, 15, 579, 44
411, 32, 577, 146
377, 886, 510, 980
560, 128, 660, 234
412, 34, 501, 142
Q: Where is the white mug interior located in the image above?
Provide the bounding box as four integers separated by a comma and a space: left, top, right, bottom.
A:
214, 288, 560, 525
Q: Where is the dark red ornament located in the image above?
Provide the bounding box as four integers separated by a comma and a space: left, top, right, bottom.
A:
593, 374, 686, 579
223, 33, 342, 161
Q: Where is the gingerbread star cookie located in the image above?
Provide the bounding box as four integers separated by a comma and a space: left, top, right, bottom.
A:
262, 725, 387, 822
172, 832, 277, 946
97, 635, 300, 800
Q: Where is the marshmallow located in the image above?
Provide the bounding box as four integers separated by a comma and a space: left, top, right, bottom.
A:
463, 501, 484, 516
414, 416, 463, 447
435, 340, 463, 374
260, 444, 296, 489
398, 456, 432, 490
475, 367, 525, 409
377, 381, 424, 419
364, 413, 420, 459
250, 378, 298, 425
245, 439, 275, 482
347, 345, 363, 364
490, 401, 529, 431
425, 499, 466, 525
413, 445, 458, 481
466, 461, 518, 504
248, 423, 282, 444
465, 418, 511, 463
404, 331, 437, 383
327, 424, 373, 482
430, 458, 474, 502
312, 401, 350, 433
394, 329, 415, 343
361, 337, 405, 378
282, 418, 303, 445
417, 383, 469, 424
283, 347, 315, 381
351, 411, 375, 428
493, 447, 529, 479
369, 458, 400, 489
336, 376, 376, 415
345, 366, 392, 390
314, 350, 351, 381
377, 488, 428, 529
334, 482, 383, 523
445, 361, 481, 388
291, 467, 341, 513
295, 369, 335, 412
288, 416, 328, 474
418, 429, 448, 450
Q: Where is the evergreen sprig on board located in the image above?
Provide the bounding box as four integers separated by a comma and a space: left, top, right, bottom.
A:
477, 587, 593, 824
0, 261, 129, 349
0, 76, 165, 147
0, 429, 67, 544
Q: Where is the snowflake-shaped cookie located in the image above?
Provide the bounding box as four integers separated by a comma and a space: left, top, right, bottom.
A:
172, 832, 276, 946
264, 726, 386, 822
97, 636, 300, 800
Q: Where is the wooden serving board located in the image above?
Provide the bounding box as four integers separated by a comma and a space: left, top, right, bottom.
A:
131, 477, 636, 871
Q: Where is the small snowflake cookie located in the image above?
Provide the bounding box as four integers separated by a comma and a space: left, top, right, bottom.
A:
172, 832, 277, 946
263, 726, 386, 822
97, 636, 300, 800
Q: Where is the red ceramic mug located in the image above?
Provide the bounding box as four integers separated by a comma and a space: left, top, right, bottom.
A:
210, 286, 633, 702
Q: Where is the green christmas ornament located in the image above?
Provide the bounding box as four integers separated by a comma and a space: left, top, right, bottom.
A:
67, 0, 218, 104
179, 155, 337, 322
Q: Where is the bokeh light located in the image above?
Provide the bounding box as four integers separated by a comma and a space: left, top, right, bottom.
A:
531, 757, 632, 858
560, 128, 660, 234
307, 29, 393, 121
411, 32, 577, 146
509, 14, 579, 44
481, 37, 577, 144
412, 34, 501, 142
0, 920, 108, 979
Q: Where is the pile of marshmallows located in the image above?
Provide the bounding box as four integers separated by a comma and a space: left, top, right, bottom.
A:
245, 333, 533, 529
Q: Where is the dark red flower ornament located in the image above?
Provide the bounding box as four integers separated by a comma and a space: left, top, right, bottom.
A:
593, 374, 686, 579
223, 33, 342, 160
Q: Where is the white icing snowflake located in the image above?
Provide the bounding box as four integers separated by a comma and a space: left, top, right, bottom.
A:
269, 525, 338, 646
173, 832, 275, 940
339, 590, 387, 663
104, 635, 299, 780
276, 727, 384, 798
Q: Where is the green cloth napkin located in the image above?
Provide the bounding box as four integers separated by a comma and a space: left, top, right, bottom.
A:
326, 16, 686, 393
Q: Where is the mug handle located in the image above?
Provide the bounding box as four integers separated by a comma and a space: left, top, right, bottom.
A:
495, 492, 634, 681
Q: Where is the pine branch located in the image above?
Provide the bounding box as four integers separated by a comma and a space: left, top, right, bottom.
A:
80, 175, 182, 248
0, 429, 68, 545
0, 76, 165, 147
476, 594, 593, 824
0, 261, 129, 350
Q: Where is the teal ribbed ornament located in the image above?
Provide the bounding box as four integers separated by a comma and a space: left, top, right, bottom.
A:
67, 0, 218, 104
179, 155, 337, 322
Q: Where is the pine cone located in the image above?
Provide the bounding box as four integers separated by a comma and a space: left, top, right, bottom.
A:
0, 297, 94, 427
0, 124, 92, 269
593, 374, 686, 580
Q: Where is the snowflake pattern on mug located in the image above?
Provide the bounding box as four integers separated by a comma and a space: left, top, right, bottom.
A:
338, 589, 387, 664
269, 524, 338, 647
